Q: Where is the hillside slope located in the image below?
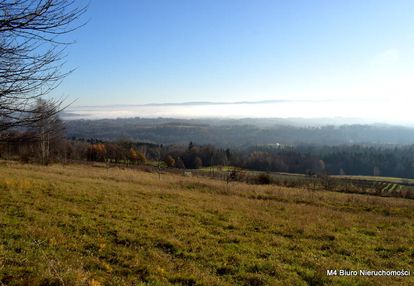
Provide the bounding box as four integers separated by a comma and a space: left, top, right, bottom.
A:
0, 162, 413, 285
65, 118, 414, 146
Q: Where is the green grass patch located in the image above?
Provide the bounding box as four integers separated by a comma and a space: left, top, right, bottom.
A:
0, 163, 413, 285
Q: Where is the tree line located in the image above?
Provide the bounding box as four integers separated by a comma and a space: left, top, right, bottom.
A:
3, 126, 414, 179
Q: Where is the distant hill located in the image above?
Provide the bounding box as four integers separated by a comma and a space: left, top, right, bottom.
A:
64, 117, 414, 147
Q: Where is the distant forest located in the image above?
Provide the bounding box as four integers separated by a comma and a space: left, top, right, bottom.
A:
65, 117, 414, 146
2, 117, 414, 178
3, 134, 414, 178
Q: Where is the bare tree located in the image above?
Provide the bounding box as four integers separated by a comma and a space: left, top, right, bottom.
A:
0, 0, 86, 132
32, 98, 64, 164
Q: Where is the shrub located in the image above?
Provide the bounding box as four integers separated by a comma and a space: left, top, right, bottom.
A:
254, 173, 272, 185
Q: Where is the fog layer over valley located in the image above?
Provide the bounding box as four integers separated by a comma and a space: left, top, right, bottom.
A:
62, 100, 414, 126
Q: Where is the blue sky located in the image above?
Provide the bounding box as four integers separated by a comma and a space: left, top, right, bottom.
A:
55, 0, 414, 121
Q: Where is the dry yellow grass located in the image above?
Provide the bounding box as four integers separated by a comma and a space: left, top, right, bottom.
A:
0, 161, 413, 285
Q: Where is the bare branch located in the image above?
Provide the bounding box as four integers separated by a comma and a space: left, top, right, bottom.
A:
0, 0, 86, 131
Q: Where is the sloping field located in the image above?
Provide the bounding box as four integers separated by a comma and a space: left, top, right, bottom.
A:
333, 175, 414, 185
0, 162, 413, 285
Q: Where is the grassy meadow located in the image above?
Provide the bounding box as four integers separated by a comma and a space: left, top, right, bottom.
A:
0, 161, 413, 285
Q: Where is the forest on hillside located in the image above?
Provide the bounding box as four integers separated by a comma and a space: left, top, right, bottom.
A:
2, 127, 414, 179
64, 118, 414, 147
